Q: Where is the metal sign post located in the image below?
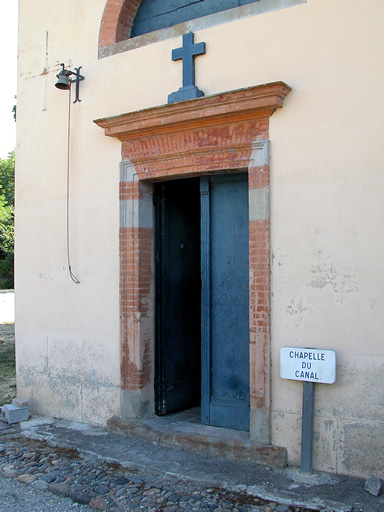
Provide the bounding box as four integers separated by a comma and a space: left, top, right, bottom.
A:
280, 347, 336, 474
301, 381, 315, 473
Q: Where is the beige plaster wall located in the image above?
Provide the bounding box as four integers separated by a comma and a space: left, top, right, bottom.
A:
16, 0, 123, 425
16, 0, 384, 476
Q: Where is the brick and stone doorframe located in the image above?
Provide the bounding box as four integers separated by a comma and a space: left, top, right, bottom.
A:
95, 82, 291, 444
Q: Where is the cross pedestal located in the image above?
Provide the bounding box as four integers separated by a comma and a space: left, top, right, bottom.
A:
168, 32, 206, 104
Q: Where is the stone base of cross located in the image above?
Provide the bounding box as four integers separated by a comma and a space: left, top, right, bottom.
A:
168, 84, 205, 103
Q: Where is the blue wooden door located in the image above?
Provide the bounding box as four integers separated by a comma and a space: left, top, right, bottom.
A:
201, 174, 250, 431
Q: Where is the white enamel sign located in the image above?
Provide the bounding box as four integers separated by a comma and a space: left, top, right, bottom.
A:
280, 347, 336, 384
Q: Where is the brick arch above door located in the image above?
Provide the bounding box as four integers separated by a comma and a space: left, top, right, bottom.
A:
99, 0, 140, 48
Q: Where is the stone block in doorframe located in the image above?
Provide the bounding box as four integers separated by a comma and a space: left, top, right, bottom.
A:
3, 403, 29, 424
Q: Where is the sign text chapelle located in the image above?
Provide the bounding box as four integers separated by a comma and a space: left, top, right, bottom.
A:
280, 347, 336, 384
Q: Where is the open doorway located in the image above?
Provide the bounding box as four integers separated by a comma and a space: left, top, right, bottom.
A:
155, 174, 250, 431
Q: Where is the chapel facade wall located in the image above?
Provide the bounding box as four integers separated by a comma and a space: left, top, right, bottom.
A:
16, 0, 384, 478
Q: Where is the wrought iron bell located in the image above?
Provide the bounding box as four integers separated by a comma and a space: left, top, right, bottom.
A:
55, 68, 72, 90
55, 63, 85, 102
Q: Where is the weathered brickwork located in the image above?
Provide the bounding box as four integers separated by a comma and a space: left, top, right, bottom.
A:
119, 177, 154, 392
116, 0, 142, 42
99, 0, 141, 48
122, 120, 269, 179
249, 218, 270, 412
249, 164, 270, 189
120, 224, 153, 391
119, 181, 140, 201
99, 0, 126, 47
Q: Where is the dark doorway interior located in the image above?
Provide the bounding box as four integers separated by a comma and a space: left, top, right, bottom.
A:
155, 178, 201, 415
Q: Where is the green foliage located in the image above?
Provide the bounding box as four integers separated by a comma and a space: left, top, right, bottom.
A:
0, 199, 14, 277
0, 151, 15, 288
0, 151, 14, 206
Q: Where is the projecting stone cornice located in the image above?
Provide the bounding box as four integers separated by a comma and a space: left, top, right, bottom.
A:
94, 82, 291, 141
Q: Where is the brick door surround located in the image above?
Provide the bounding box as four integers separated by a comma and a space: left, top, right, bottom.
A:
95, 82, 291, 443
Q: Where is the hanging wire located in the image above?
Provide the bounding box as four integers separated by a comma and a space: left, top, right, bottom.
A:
66, 86, 80, 284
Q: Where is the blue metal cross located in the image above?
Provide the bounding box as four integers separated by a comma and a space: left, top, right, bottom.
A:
168, 32, 206, 104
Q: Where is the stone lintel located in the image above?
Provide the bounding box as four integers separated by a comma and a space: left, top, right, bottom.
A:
94, 82, 291, 141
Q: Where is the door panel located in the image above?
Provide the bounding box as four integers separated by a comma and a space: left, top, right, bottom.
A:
201, 174, 250, 431
155, 178, 201, 415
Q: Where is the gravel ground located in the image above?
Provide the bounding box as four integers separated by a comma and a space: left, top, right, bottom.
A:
0, 473, 90, 512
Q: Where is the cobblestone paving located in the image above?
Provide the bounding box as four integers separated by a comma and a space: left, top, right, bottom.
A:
0, 435, 321, 512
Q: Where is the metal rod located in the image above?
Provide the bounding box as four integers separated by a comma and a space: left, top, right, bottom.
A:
301, 381, 315, 473
72, 67, 84, 103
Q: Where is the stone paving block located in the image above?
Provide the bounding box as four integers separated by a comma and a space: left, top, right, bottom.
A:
32, 480, 48, 491
0, 420, 13, 430
3, 404, 29, 424
12, 398, 28, 408
2, 468, 18, 478
276, 505, 290, 512
364, 476, 382, 496
68, 490, 92, 504
18, 474, 37, 484
48, 482, 69, 497
89, 498, 108, 510
40, 472, 57, 483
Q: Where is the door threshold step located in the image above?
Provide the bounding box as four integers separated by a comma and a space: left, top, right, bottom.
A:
107, 415, 287, 469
